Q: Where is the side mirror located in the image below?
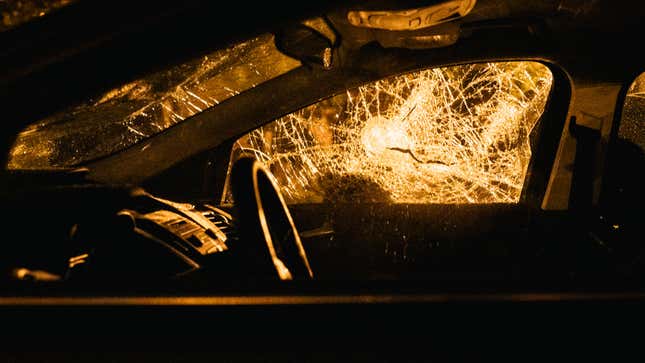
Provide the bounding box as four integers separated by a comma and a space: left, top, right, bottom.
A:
274, 24, 333, 70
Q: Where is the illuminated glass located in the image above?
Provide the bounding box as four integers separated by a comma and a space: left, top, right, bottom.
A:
227, 62, 552, 204
9, 34, 300, 169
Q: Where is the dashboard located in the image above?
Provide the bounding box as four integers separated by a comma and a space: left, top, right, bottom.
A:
64, 191, 239, 282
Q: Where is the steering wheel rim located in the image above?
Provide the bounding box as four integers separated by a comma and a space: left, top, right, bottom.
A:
230, 157, 313, 280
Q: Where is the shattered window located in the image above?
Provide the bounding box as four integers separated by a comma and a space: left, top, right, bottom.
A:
227, 62, 553, 204
8, 34, 300, 169
620, 72, 645, 153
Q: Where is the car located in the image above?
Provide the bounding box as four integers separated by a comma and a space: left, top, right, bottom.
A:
0, 0, 644, 350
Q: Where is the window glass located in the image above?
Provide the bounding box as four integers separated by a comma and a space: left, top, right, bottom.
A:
9, 34, 300, 169
227, 61, 553, 204
620, 73, 645, 153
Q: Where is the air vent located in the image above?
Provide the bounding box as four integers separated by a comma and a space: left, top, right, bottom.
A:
202, 209, 238, 242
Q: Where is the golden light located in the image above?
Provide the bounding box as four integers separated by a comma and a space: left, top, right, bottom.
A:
361, 116, 411, 159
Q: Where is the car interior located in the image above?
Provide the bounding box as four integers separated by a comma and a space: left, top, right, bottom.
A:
0, 0, 644, 351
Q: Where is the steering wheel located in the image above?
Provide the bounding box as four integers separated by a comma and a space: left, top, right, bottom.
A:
230, 157, 313, 280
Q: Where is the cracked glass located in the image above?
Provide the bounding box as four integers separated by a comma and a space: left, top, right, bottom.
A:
227, 62, 553, 204
8, 33, 300, 169
620, 72, 645, 153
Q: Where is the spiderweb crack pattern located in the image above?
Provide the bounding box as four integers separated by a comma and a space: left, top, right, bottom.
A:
230, 62, 552, 204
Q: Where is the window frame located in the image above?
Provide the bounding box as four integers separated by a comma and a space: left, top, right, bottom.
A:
216, 61, 571, 208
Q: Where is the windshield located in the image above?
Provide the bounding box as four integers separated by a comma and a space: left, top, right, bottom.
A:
8, 33, 300, 169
